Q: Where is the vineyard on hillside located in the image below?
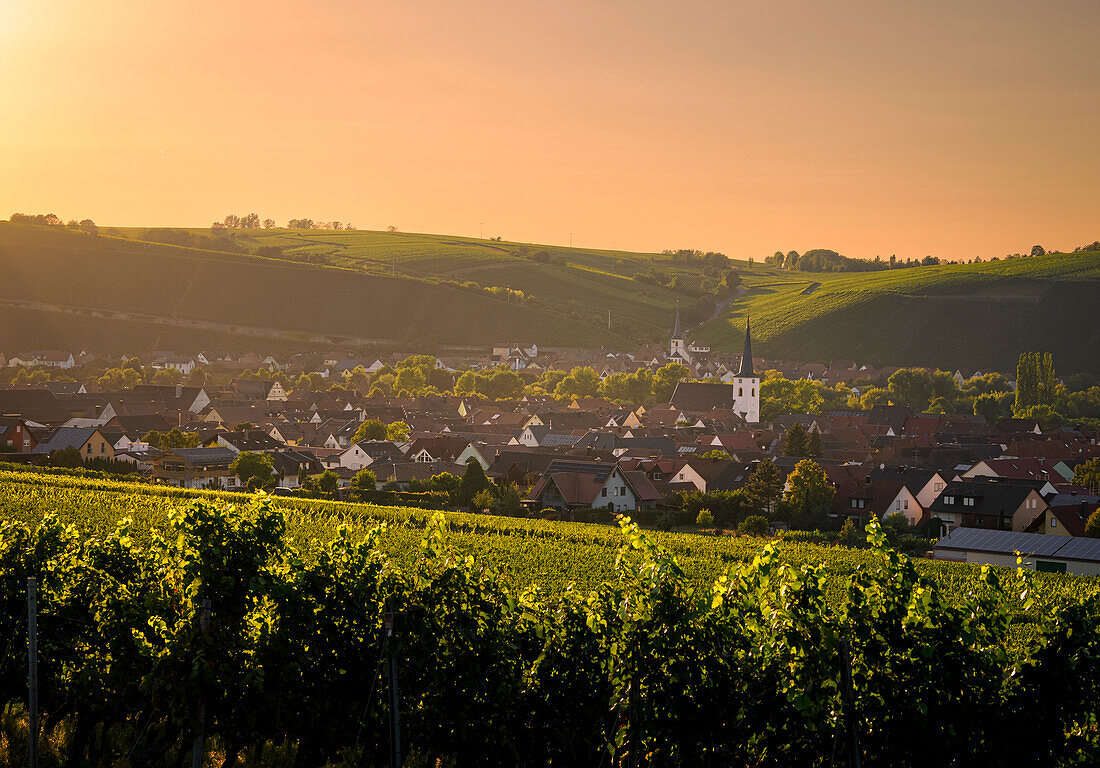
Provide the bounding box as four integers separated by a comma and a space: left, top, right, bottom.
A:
699, 250, 1100, 370
1, 473, 1099, 766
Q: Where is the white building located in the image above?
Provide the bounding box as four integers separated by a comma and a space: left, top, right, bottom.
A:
730, 322, 759, 423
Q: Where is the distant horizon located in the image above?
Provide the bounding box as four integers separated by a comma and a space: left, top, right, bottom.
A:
6, 214, 1092, 265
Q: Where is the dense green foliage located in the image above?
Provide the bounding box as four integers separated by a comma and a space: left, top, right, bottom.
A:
1, 481, 1099, 766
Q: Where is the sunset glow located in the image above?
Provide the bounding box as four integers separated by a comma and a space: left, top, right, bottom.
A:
1, 0, 1097, 259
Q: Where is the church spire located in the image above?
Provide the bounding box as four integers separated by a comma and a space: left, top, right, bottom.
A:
735, 319, 755, 377
672, 303, 683, 340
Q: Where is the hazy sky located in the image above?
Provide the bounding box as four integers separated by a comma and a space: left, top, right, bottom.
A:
2, 0, 1097, 260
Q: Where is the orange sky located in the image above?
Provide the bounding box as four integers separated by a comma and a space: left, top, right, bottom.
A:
1, 0, 1097, 261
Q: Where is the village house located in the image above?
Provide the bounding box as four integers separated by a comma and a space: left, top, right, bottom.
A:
927, 478, 1049, 532
526, 459, 661, 515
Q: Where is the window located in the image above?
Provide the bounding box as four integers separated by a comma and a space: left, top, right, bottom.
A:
934, 482, 943, 492
739, 388, 743, 397
752, 388, 755, 397
943, 496, 955, 505
653, 472, 662, 481
1051, 516, 1058, 528
619, 487, 626, 496
850, 498, 865, 509
602, 488, 607, 497
963, 497, 975, 507
895, 500, 902, 511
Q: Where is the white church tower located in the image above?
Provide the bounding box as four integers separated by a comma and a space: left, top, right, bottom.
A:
731, 320, 759, 423
669, 305, 692, 365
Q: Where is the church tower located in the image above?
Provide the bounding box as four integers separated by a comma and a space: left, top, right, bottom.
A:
669, 304, 691, 365
731, 320, 759, 422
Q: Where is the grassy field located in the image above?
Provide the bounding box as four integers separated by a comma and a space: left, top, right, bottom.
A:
4, 220, 1100, 369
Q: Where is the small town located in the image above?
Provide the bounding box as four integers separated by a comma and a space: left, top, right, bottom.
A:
5, 314, 1100, 574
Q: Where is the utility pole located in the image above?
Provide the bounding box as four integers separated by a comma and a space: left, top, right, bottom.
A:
384, 612, 402, 768
27, 578, 37, 768
569, 232, 574, 248
608, 309, 611, 330
839, 638, 861, 768
479, 222, 484, 240
191, 599, 211, 768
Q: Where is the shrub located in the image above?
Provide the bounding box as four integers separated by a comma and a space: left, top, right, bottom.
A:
737, 515, 769, 536
695, 510, 714, 527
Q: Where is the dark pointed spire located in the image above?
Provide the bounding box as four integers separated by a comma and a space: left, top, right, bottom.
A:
736, 319, 755, 377
672, 303, 683, 340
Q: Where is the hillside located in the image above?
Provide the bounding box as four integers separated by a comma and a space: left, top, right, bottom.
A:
0, 222, 731, 354
699, 252, 1100, 372
3, 220, 1100, 371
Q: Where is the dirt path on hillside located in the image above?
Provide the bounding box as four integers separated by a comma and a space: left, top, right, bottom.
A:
704, 286, 748, 323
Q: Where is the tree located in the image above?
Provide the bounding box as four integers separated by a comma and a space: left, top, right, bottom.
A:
698, 449, 733, 460
859, 387, 891, 410
230, 451, 275, 491
1030, 245, 1046, 257
838, 517, 865, 548
297, 463, 310, 488
882, 512, 910, 543
737, 515, 768, 536
806, 428, 823, 458
263, 218, 276, 229
52, 445, 83, 468
317, 469, 339, 495
695, 510, 714, 527
1073, 458, 1100, 494
1014, 352, 1057, 414
386, 421, 411, 441
492, 482, 524, 517
554, 366, 600, 400
345, 365, 371, 395
394, 366, 427, 394
652, 364, 691, 403
472, 489, 495, 512
1085, 509, 1100, 538
783, 423, 809, 457
888, 368, 934, 411
352, 419, 387, 443
236, 422, 256, 432
783, 459, 834, 530
351, 468, 377, 492
973, 393, 1002, 424
456, 459, 492, 507
743, 459, 783, 517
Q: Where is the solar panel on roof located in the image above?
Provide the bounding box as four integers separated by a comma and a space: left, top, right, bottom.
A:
1049, 537, 1100, 563
935, 528, 1066, 557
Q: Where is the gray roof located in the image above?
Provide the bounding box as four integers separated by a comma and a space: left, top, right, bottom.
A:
540, 432, 583, 447
735, 321, 755, 377
31, 427, 100, 454
171, 446, 238, 464
935, 527, 1100, 563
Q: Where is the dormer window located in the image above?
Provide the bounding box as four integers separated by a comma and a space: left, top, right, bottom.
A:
944, 496, 955, 505
963, 497, 975, 507
653, 472, 663, 481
